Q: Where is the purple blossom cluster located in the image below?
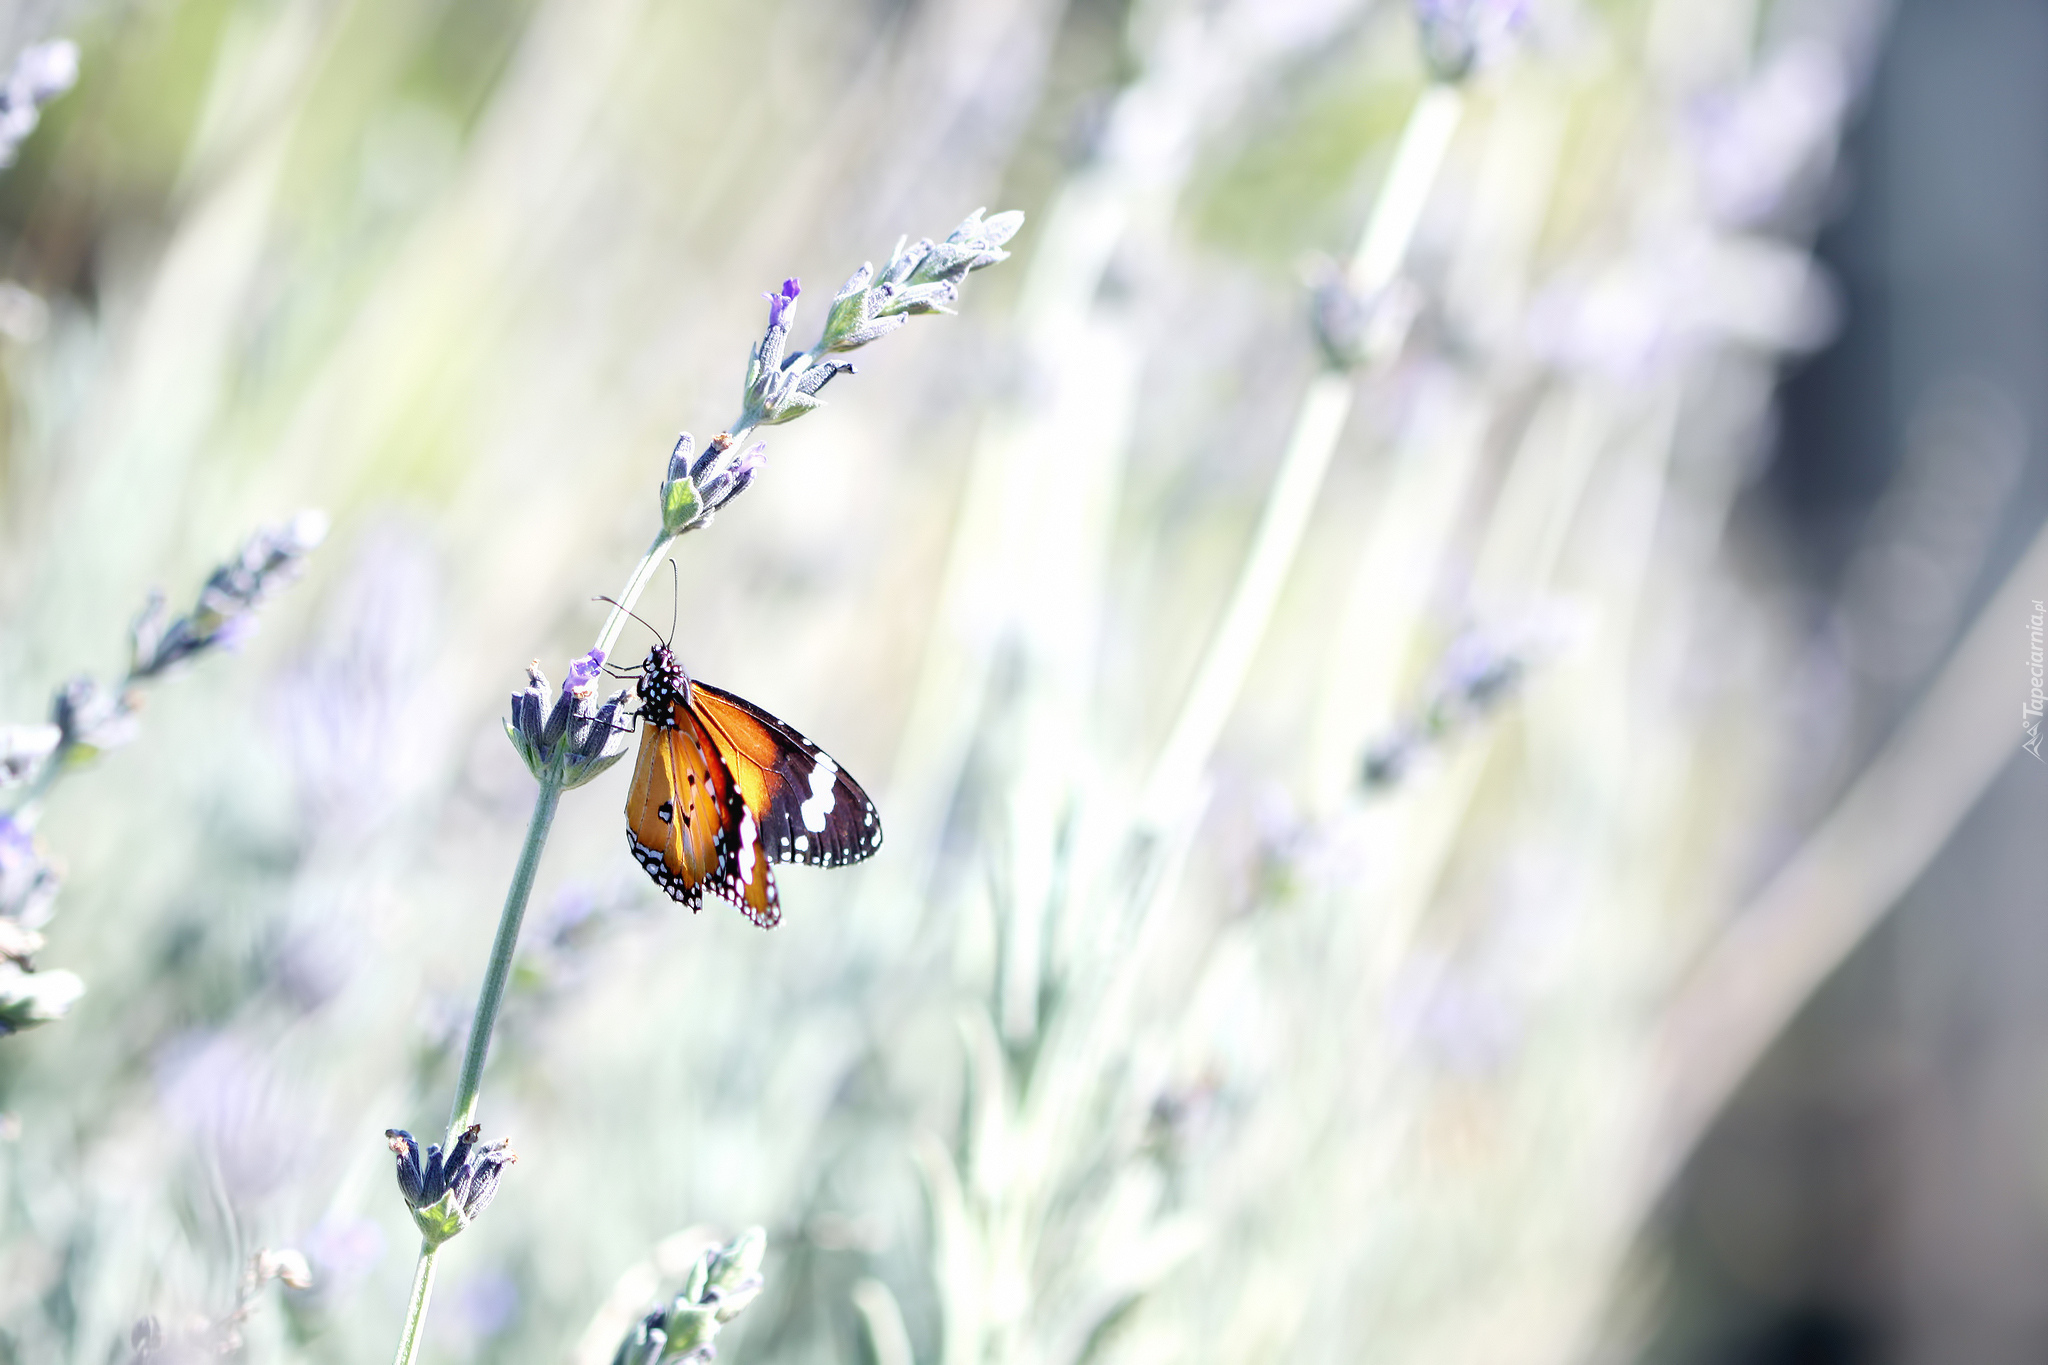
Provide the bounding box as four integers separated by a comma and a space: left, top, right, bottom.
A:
0, 40, 77, 169
0, 515, 325, 1038
1412, 0, 1529, 82
665, 208, 1023, 537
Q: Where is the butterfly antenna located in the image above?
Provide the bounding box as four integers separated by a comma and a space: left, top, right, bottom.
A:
667, 559, 679, 644
594, 595, 665, 645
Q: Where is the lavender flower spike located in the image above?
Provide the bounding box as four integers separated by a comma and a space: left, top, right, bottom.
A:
661, 429, 770, 536
1413, 0, 1529, 83
0, 811, 61, 929
607, 1228, 769, 1365
0, 724, 59, 790
505, 656, 631, 790
764, 277, 800, 330
384, 1124, 517, 1248
129, 511, 329, 680
0, 40, 78, 169
563, 649, 606, 696
736, 207, 1025, 431
0, 963, 84, 1034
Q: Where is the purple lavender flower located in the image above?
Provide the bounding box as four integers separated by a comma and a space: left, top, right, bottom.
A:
764, 277, 800, 330
1413, 0, 1528, 82
0, 963, 82, 1033
384, 1124, 517, 1246
0, 811, 60, 929
130, 512, 328, 680
50, 674, 140, 761
0, 40, 78, 169
505, 657, 632, 790
1362, 628, 1534, 790
562, 648, 606, 697
0, 724, 58, 789
661, 430, 772, 535
734, 208, 1023, 433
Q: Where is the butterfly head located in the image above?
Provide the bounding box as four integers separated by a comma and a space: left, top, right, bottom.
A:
637, 644, 692, 723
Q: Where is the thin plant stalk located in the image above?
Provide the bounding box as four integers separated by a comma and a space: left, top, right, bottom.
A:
391, 1244, 439, 1365
594, 422, 766, 660
381, 209, 1021, 1360
1137, 82, 1464, 828
447, 770, 566, 1135
384, 772, 560, 1365
594, 532, 680, 661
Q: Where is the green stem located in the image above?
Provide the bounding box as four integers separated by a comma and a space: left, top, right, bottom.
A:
390, 1242, 439, 1365
595, 532, 679, 660
5, 760, 58, 818
446, 771, 564, 1138
392, 772, 559, 1357
592, 419, 757, 661
1134, 82, 1463, 833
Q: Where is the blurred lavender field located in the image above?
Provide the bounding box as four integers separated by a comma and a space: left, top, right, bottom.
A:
0, 0, 2042, 1362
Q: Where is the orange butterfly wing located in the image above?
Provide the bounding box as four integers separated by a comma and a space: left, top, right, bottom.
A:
689, 682, 883, 871
624, 703, 780, 926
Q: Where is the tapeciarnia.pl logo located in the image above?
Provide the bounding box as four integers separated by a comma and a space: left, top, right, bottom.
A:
2027, 598, 2045, 761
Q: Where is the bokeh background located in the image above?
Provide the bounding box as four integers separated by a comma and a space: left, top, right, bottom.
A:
0, 0, 2043, 1362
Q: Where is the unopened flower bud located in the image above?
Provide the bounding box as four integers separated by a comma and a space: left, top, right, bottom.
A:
0, 813, 60, 929
0, 963, 84, 1034
255, 1248, 314, 1291
1309, 265, 1423, 372
610, 1310, 669, 1365
1413, 0, 1529, 83
505, 653, 632, 790
0, 724, 59, 789
702, 1226, 767, 1320
127, 513, 328, 682
384, 1124, 517, 1247
51, 676, 139, 763
609, 1227, 769, 1365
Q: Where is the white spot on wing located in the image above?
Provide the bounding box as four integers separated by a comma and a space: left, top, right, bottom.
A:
799, 754, 838, 833
737, 810, 758, 885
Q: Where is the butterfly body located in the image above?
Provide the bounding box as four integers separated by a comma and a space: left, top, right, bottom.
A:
624, 644, 881, 927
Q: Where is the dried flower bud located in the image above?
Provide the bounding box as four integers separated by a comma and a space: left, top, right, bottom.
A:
130, 1315, 164, 1357
0, 962, 84, 1034
254, 1248, 314, 1291
50, 676, 139, 763
0, 724, 59, 789
384, 1124, 517, 1248
1362, 630, 1538, 790
0, 813, 59, 930
0, 918, 43, 965
505, 653, 633, 790
1309, 265, 1423, 372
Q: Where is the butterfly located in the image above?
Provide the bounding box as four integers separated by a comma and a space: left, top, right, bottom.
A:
623, 642, 882, 927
